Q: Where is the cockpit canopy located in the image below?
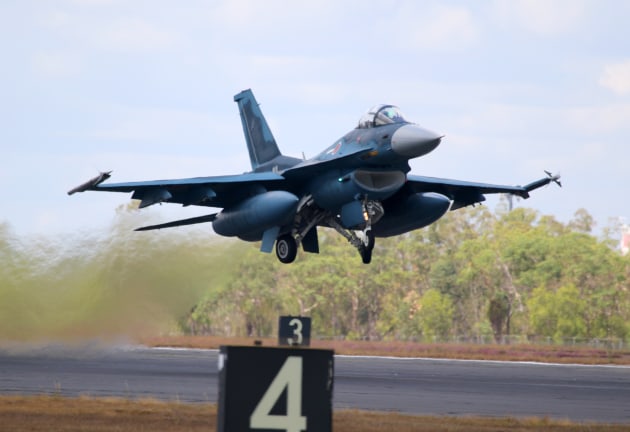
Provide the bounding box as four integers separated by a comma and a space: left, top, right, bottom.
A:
358, 104, 409, 129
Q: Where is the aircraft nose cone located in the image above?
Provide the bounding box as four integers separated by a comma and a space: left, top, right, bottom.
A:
391, 124, 442, 158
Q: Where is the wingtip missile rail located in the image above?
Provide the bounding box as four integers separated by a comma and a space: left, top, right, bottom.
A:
522, 170, 562, 195
544, 170, 562, 188
67, 171, 112, 195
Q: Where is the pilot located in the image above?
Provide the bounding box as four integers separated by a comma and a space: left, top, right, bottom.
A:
383, 107, 403, 122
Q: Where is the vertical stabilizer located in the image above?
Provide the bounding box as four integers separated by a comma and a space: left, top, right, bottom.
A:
234, 89, 281, 170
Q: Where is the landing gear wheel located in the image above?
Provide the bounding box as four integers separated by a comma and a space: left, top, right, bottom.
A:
360, 246, 373, 264
276, 234, 298, 264
360, 230, 375, 264
365, 229, 375, 250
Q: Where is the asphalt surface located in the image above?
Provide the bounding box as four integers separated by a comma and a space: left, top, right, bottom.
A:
0, 344, 629, 423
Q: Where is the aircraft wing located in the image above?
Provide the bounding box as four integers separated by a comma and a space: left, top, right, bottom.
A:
406, 172, 561, 210
68, 171, 287, 209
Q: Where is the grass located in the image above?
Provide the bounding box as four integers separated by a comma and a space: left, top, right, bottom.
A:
2, 396, 628, 432
140, 335, 630, 365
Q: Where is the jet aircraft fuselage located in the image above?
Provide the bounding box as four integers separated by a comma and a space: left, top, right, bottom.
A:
69, 89, 560, 264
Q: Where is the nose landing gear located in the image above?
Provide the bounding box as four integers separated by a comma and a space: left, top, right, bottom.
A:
359, 229, 375, 264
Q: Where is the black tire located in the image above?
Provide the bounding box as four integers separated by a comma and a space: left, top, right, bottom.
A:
360, 246, 372, 264
359, 230, 375, 264
366, 230, 375, 251
276, 234, 298, 264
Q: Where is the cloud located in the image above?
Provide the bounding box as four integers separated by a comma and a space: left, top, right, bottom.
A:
394, 4, 479, 51
209, 0, 338, 29
247, 55, 330, 72
206, 0, 344, 50
97, 17, 179, 53
291, 83, 350, 105
599, 60, 630, 95
40, 10, 72, 29
70, 0, 120, 4
32, 51, 82, 78
493, 0, 587, 35
83, 105, 237, 151
564, 103, 630, 134
237, 56, 349, 104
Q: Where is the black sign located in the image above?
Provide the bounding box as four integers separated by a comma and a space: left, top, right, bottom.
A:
278, 316, 311, 347
217, 345, 333, 432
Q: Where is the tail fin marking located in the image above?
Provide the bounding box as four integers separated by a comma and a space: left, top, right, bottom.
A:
234, 89, 281, 170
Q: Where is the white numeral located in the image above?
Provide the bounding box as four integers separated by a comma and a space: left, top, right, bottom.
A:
288, 318, 303, 345
250, 356, 307, 432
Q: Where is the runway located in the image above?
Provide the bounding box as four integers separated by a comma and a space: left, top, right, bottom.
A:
0, 344, 628, 423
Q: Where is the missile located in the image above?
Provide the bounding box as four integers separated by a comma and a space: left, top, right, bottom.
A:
67, 171, 112, 195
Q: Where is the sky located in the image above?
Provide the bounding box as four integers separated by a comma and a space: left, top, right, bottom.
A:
2, 0, 629, 239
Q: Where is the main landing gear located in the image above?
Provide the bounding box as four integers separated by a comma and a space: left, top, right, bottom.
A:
274, 228, 375, 264
274, 198, 382, 264
275, 234, 298, 264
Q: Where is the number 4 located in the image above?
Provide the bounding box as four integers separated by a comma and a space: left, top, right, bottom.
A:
250, 356, 307, 432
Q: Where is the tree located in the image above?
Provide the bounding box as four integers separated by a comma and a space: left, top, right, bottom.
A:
488, 293, 510, 343
416, 289, 454, 340
568, 208, 595, 233
554, 284, 587, 339
529, 284, 587, 341
528, 285, 557, 339
4, 202, 629, 345
225, 246, 283, 337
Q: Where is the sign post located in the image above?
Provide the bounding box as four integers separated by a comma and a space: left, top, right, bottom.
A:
278, 316, 311, 347
217, 345, 333, 432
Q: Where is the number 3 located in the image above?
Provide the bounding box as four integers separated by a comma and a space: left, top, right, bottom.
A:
288, 318, 303, 345
250, 356, 307, 432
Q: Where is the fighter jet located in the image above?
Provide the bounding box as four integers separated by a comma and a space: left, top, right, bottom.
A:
69, 89, 561, 264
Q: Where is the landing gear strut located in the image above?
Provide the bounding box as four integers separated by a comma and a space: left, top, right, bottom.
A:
327, 216, 377, 265
276, 234, 298, 264
287, 197, 383, 264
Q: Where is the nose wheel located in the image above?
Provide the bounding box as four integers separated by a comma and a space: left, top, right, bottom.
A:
276, 234, 298, 264
359, 230, 375, 264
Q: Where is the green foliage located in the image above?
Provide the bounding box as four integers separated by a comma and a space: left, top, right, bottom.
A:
415, 289, 454, 340
529, 284, 587, 341
2, 205, 629, 343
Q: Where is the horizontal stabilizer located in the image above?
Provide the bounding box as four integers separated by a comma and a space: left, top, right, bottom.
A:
135, 213, 218, 231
